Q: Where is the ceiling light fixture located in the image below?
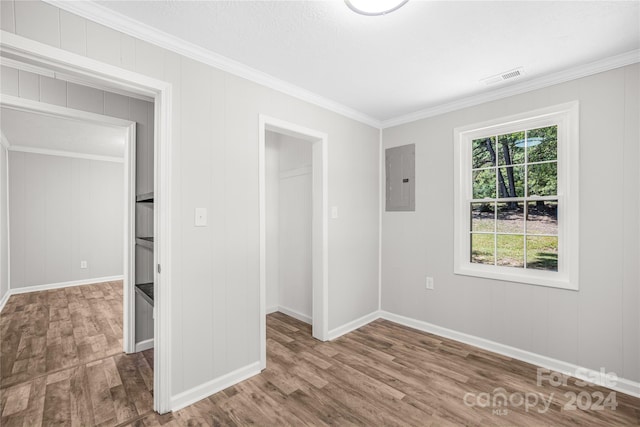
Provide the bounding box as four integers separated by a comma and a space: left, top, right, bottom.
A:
345, 0, 409, 16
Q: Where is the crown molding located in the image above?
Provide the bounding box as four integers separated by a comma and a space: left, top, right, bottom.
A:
0, 55, 153, 104
44, 0, 381, 128
55, 71, 154, 103
381, 49, 640, 129
1, 93, 134, 129
45, 1, 639, 131
8, 145, 124, 163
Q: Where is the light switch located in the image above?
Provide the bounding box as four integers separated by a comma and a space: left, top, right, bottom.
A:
426, 276, 434, 290
331, 206, 338, 219
195, 208, 207, 227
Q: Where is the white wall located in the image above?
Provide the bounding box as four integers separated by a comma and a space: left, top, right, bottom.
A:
0, 143, 9, 303
0, 0, 380, 399
0, 65, 154, 195
266, 132, 313, 321
9, 151, 124, 288
382, 64, 640, 383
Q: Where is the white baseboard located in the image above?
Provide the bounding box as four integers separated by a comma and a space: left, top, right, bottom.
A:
276, 306, 312, 325
169, 311, 374, 411
0, 276, 124, 313
327, 310, 381, 341
135, 338, 154, 352
9, 275, 124, 295
379, 310, 640, 399
0, 290, 10, 313
613, 377, 640, 399
266, 305, 312, 325
170, 362, 262, 411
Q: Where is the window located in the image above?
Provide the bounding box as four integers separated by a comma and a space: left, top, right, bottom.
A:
454, 102, 579, 290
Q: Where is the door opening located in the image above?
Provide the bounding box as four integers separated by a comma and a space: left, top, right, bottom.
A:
265, 131, 313, 326
259, 115, 328, 369
0, 100, 135, 348
1, 32, 173, 413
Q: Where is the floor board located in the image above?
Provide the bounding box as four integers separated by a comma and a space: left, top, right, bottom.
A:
1, 282, 123, 389
1, 283, 639, 426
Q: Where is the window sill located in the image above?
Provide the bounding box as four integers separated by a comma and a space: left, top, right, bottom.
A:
454, 264, 578, 291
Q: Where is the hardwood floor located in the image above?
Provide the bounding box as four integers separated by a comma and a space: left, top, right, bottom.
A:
2, 283, 639, 426
1, 282, 124, 389
1, 281, 153, 426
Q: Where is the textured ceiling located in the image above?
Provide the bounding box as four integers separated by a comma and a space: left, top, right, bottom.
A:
1, 108, 126, 157
95, 1, 639, 122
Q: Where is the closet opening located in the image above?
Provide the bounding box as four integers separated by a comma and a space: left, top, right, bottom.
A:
265, 129, 313, 334
259, 116, 328, 369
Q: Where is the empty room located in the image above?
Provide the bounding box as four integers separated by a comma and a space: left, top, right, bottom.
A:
0, 1, 638, 426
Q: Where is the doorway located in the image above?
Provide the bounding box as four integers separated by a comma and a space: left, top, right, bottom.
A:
265, 131, 313, 323
1, 32, 172, 413
259, 115, 328, 369
0, 98, 135, 327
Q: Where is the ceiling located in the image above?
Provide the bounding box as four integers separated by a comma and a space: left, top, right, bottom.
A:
1, 108, 127, 158
91, 1, 638, 122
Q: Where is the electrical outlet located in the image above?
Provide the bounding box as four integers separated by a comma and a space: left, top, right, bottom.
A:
425, 276, 434, 290
80, 261, 87, 269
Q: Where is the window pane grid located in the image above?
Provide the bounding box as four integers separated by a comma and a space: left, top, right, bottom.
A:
470, 165, 499, 172
470, 199, 558, 270
523, 143, 529, 267
523, 192, 528, 268
470, 195, 558, 203
487, 232, 558, 237
471, 159, 556, 173
470, 126, 558, 271
469, 231, 558, 237
524, 159, 557, 168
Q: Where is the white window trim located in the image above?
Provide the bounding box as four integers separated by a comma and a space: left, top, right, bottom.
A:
453, 102, 579, 290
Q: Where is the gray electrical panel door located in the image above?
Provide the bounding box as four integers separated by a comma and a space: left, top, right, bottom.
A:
386, 144, 415, 211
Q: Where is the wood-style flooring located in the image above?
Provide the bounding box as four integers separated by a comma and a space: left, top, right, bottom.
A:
2, 282, 639, 426
1, 282, 124, 389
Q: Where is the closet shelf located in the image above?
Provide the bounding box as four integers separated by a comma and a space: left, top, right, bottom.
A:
135, 282, 154, 306
136, 237, 154, 250
136, 192, 154, 203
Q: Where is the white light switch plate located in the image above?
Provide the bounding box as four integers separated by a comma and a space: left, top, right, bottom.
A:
195, 208, 207, 227
426, 276, 434, 290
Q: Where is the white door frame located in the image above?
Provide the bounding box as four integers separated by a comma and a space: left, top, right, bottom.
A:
0, 95, 136, 352
258, 115, 328, 368
0, 30, 173, 414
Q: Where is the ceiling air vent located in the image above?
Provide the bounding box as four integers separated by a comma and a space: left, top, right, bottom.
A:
481, 67, 525, 86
